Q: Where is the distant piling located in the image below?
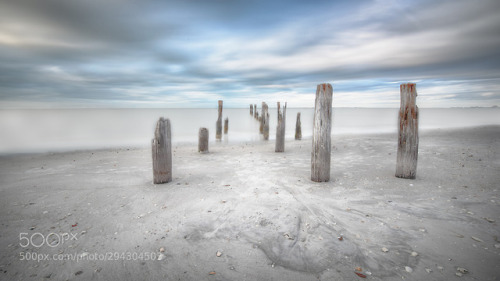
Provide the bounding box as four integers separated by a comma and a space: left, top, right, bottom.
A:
152, 117, 172, 184
216, 100, 223, 141
250, 104, 253, 115
275, 102, 287, 152
224, 118, 229, 134
311, 83, 333, 182
295, 112, 302, 140
396, 83, 419, 179
254, 104, 258, 119
198, 127, 209, 153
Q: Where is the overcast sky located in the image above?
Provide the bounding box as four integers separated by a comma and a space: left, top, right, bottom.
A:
1, 0, 499, 108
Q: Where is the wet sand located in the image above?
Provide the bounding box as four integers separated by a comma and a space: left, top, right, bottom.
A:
1, 126, 499, 280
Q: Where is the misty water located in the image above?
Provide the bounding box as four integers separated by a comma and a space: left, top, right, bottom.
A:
0, 107, 498, 154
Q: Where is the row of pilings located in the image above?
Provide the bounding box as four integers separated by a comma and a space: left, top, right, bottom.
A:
152, 82, 419, 184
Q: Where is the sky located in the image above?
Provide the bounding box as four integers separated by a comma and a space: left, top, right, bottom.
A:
0, 0, 499, 108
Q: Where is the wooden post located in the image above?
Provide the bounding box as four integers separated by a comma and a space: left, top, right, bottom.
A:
275, 102, 287, 152
295, 112, 302, 140
262, 102, 269, 140
254, 104, 257, 119
259, 102, 265, 134
277, 102, 281, 122
250, 104, 253, 115
311, 83, 333, 182
396, 83, 419, 179
198, 127, 209, 153
152, 117, 172, 184
216, 100, 223, 141
224, 118, 229, 134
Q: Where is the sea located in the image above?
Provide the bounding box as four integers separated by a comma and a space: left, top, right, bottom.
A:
0, 107, 498, 154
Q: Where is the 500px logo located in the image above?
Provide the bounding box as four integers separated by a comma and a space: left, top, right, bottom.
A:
19, 232, 78, 248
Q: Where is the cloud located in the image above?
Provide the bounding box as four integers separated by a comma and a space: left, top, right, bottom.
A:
0, 0, 499, 108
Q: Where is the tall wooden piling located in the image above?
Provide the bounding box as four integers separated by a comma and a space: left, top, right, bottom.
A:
260, 102, 265, 134
295, 112, 302, 140
250, 104, 253, 115
152, 117, 172, 184
198, 127, 209, 153
396, 83, 419, 179
216, 100, 223, 141
275, 102, 287, 152
254, 104, 257, 119
262, 102, 269, 140
224, 118, 229, 134
277, 102, 281, 121
311, 83, 333, 182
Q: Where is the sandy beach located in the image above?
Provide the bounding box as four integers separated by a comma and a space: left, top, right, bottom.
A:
1, 125, 499, 281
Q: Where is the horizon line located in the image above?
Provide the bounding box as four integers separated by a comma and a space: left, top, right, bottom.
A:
1, 106, 498, 110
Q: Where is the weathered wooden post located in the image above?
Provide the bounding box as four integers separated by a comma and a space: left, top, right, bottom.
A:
250, 104, 253, 115
198, 127, 209, 153
277, 102, 281, 121
311, 83, 333, 182
396, 83, 419, 179
262, 102, 269, 140
275, 102, 287, 152
224, 118, 229, 134
254, 104, 258, 119
216, 100, 223, 141
263, 112, 269, 140
152, 117, 172, 184
260, 102, 265, 134
295, 112, 302, 140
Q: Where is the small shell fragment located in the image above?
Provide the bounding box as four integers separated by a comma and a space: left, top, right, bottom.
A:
471, 236, 483, 242
355, 272, 367, 278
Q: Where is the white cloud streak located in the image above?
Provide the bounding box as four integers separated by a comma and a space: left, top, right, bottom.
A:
0, 0, 499, 108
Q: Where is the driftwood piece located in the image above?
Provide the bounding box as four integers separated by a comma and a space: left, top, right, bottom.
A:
396, 83, 419, 179
198, 127, 209, 153
275, 102, 287, 152
224, 118, 229, 134
295, 112, 302, 140
311, 84, 333, 182
152, 117, 172, 184
216, 100, 223, 140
